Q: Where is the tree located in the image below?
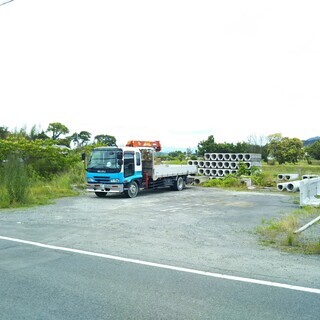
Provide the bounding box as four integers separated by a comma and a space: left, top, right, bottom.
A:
197, 135, 216, 156
305, 140, 320, 160
46, 122, 69, 140
29, 125, 49, 140
94, 134, 116, 146
267, 134, 304, 164
0, 126, 9, 139
70, 131, 92, 148
78, 131, 91, 146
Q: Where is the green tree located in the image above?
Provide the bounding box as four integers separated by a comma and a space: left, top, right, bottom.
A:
46, 122, 69, 140
28, 125, 49, 140
267, 134, 304, 164
70, 131, 92, 147
305, 140, 320, 160
94, 134, 116, 146
197, 135, 216, 156
0, 126, 10, 139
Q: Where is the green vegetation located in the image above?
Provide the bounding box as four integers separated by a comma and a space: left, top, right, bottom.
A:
0, 159, 85, 208
256, 206, 320, 254
203, 175, 245, 189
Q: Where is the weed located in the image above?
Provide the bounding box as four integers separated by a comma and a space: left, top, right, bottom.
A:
256, 207, 320, 254
0, 154, 31, 206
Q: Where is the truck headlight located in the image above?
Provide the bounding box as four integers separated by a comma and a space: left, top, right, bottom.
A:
110, 178, 120, 183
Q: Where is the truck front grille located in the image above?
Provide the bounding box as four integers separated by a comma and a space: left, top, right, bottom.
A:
93, 176, 111, 183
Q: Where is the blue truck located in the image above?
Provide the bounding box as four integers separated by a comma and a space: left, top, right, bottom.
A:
84, 143, 197, 198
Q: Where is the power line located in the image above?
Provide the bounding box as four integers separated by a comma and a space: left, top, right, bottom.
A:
0, 0, 14, 7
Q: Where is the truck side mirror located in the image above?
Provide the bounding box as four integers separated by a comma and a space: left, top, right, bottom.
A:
118, 159, 123, 166
117, 152, 123, 160
81, 153, 86, 161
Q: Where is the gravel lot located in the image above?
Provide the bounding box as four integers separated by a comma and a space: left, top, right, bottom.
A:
0, 186, 319, 289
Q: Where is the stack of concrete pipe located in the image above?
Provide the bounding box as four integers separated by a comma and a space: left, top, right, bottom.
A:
188, 153, 261, 178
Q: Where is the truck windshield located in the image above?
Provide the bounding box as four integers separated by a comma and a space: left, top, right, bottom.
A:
87, 149, 121, 173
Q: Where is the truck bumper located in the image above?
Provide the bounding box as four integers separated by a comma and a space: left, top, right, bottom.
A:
86, 183, 124, 193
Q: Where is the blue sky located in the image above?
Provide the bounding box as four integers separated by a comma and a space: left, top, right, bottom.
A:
1, 0, 319, 149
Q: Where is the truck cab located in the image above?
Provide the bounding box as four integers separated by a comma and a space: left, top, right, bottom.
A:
86, 146, 144, 198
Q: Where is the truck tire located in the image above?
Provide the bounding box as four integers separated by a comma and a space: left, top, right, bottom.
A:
125, 181, 139, 198
173, 176, 185, 191
95, 192, 107, 197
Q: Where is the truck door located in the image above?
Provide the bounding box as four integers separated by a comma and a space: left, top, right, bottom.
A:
124, 151, 135, 178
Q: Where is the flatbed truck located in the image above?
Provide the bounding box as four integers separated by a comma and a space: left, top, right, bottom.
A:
84, 143, 197, 198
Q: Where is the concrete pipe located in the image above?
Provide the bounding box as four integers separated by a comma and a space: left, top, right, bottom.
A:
217, 161, 224, 168
302, 175, 319, 179
277, 174, 285, 180
204, 169, 211, 176
277, 182, 290, 191
224, 169, 231, 175
223, 153, 231, 161
230, 162, 238, 169
250, 153, 262, 161
204, 153, 211, 160
210, 153, 217, 160
244, 154, 251, 161
217, 153, 224, 160
210, 169, 217, 177
198, 168, 205, 175
210, 161, 217, 168
217, 169, 224, 177
230, 154, 237, 161
286, 181, 300, 192
251, 161, 262, 167
231, 170, 237, 175
188, 160, 194, 165
193, 160, 198, 166
284, 174, 299, 181
244, 162, 252, 169
205, 161, 211, 168
198, 161, 205, 168
237, 154, 244, 161
223, 162, 230, 168
193, 176, 210, 184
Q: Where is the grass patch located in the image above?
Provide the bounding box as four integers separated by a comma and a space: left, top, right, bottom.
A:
256, 206, 320, 254
29, 175, 80, 206
0, 163, 85, 209
202, 175, 247, 190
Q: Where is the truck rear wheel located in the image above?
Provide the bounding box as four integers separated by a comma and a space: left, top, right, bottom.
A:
125, 181, 139, 198
173, 176, 185, 191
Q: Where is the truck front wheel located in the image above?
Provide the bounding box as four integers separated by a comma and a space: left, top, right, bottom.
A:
173, 176, 185, 191
125, 181, 139, 198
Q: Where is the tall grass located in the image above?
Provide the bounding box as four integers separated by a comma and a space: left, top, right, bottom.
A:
0, 155, 31, 206
0, 160, 85, 208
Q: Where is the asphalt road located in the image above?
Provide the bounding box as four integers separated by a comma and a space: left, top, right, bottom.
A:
0, 187, 319, 319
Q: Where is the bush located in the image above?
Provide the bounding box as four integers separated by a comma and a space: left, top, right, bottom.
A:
203, 175, 244, 189
0, 154, 31, 206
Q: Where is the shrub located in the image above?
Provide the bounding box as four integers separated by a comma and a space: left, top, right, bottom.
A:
0, 154, 31, 205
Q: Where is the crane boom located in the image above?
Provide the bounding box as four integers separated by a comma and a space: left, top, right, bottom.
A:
126, 140, 162, 152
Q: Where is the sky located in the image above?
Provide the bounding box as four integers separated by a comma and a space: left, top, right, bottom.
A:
1, 0, 319, 149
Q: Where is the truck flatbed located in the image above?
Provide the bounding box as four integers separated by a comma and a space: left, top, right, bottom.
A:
152, 164, 197, 180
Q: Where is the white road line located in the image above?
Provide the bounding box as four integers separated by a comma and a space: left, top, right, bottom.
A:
1, 235, 319, 295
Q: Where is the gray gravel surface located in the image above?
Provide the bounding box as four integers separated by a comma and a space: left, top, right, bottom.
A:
0, 186, 319, 289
